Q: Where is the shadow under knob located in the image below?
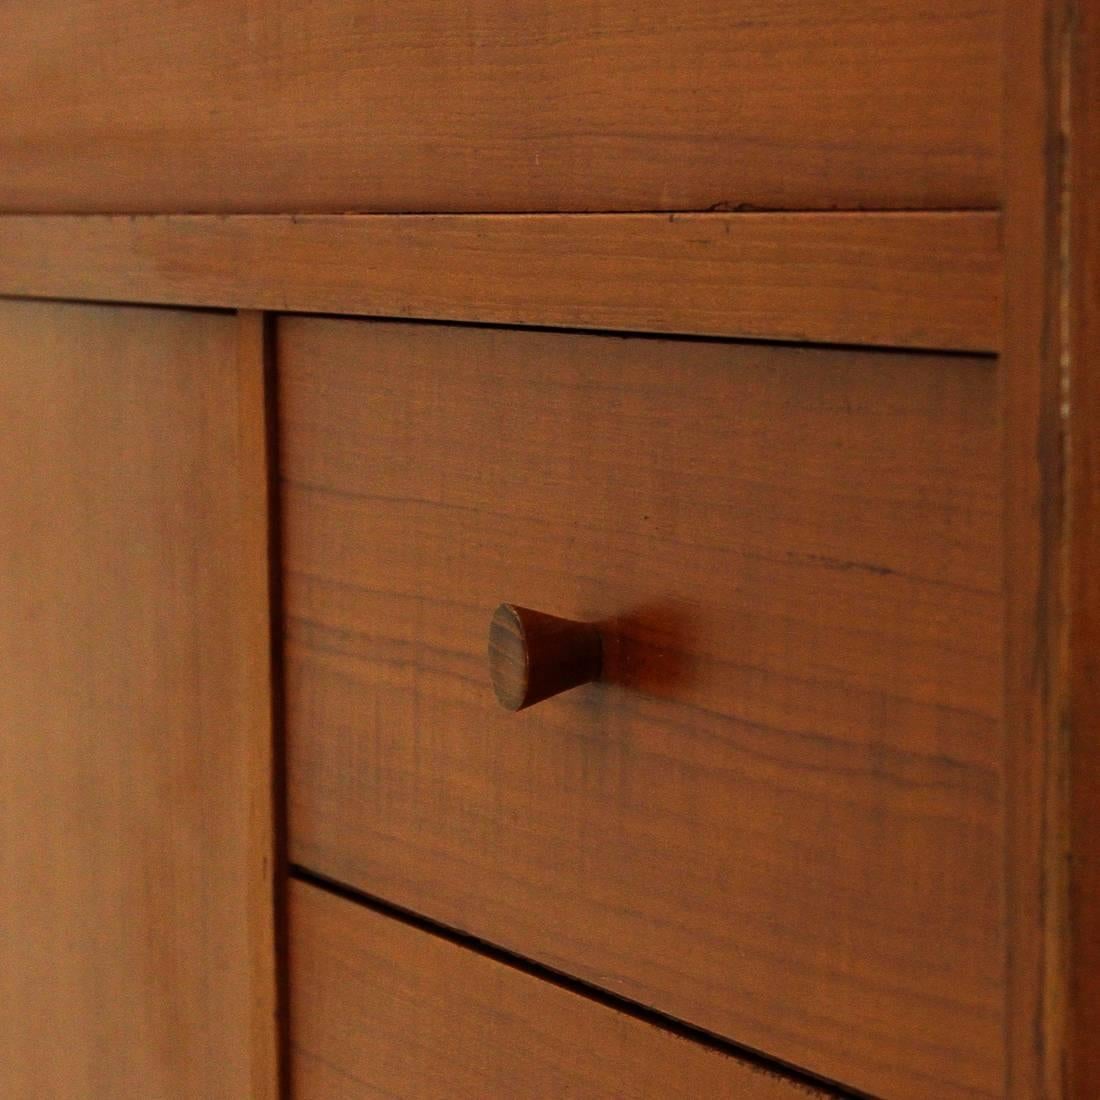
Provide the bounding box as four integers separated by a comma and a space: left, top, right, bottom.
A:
488, 603, 603, 711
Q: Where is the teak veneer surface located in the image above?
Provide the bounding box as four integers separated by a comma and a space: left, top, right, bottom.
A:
0, 300, 278, 1099
999, 0, 1100, 1095
0, 0, 1000, 214
0, 213, 1002, 352
289, 880, 834, 1099
280, 317, 1005, 1099
1067, 2, 1100, 1090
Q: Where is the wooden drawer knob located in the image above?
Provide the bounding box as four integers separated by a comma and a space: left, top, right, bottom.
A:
488, 604, 603, 711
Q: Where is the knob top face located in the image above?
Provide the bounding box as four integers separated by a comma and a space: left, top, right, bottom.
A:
488, 603, 532, 711
488, 604, 603, 711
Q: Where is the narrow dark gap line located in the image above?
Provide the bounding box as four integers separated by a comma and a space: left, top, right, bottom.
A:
260, 310, 293, 1100
0, 293, 997, 359
289, 863, 871, 1099
278, 309, 998, 361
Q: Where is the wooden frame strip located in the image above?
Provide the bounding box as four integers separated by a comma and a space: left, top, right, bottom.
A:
0, 212, 1000, 351
235, 311, 284, 1100
1067, 0, 1100, 1091
1000, 0, 1100, 1095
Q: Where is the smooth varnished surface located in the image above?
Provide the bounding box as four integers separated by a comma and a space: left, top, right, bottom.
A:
288, 880, 834, 1099
0, 1, 1000, 214
280, 317, 1005, 1098
1068, 3, 1100, 1091
0, 301, 278, 1098
1000, 1, 1100, 1095
0, 213, 1003, 351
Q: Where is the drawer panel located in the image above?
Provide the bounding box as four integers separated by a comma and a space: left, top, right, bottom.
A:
0, 1, 999, 214
279, 318, 1004, 1099
289, 879, 834, 1099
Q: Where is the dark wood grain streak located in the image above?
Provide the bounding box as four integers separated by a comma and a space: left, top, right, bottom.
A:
0, 0, 1001, 214
0, 213, 1002, 351
280, 317, 1005, 1099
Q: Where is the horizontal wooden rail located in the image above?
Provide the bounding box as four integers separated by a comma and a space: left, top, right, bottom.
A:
0, 213, 1001, 350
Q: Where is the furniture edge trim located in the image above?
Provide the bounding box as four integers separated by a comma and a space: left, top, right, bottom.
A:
0, 212, 1001, 352
234, 310, 284, 1100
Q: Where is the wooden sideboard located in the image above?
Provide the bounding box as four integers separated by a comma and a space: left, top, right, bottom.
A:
0, 2, 1096, 1097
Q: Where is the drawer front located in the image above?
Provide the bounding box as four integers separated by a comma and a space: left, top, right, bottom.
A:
280, 318, 1004, 1099
1, 1, 998, 214
289, 879, 831, 1099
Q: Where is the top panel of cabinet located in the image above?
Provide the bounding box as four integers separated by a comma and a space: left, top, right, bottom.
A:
0, 0, 1001, 215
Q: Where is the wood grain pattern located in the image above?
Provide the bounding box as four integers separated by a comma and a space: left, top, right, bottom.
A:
0, 212, 1003, 352
1068, 1, 1100, 1092
288, 879, 833, 1099
0, 300, 278, 1099
999, 0, 1074, 1096
0, 1, 1001, 215
280, 317, 1005, 1098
